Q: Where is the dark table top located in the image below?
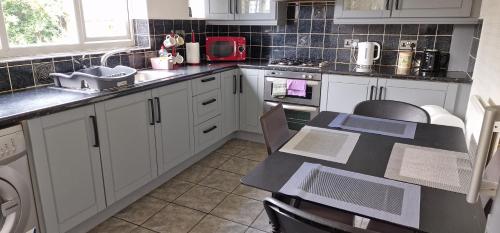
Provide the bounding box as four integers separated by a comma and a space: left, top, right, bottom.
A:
241, 111, 486, 233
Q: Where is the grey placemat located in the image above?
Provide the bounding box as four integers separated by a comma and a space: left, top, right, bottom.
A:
279, 126, 360, 164
328, 113, 417, 139
385, 143, 473, 194
280, 163, 421, 229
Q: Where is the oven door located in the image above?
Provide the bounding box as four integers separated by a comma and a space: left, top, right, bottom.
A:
264, 101, 320, 131
263, 77, 321, 106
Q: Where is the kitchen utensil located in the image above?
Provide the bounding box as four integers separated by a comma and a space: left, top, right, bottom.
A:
356, 42, 381, 72
163, 35, 176, 48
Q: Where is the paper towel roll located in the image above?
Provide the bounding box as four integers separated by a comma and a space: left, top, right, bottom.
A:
186, 42, 200, 64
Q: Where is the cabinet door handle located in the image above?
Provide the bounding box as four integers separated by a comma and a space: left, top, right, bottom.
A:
148, 99, 155, 125
201, 77, 216, 83
370, 86, 375, 100
233, 75, 237, 94
235, 0, 239, 14
239, 75, 243, 93
386, 0, 391, 10
229, 0, 233, 14
202, 98, 217, 106
154, 97, 161, 123
379, 87, 384, 100
89, 116, 100, 147
203, 126, 217, 134
395, 0, 400, 10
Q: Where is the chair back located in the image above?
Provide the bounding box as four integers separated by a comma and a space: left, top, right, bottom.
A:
353, 100, 430, 123
260, 103, 291, 155
264, 198, 379, 233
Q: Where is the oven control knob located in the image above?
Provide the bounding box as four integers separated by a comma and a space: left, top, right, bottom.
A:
301, 75, 307, 79
307, 75, 313, 79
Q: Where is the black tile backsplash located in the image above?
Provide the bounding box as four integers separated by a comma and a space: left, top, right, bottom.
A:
468, 21, 482, 77
206, 1, 457, 72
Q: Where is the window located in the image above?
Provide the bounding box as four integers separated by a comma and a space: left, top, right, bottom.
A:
0, 0, 135, 59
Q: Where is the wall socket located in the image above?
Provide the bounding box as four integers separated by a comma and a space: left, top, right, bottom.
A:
344, 39, 360, 48
399, 40, 417, 50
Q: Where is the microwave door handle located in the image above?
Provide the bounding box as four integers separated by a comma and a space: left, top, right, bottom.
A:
234, 41, 238, 55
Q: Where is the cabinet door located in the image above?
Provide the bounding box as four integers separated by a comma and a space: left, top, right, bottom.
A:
221, 69, 239, 137
235, 0, 276, 20
153, 81, 194, 174
27, 106, 106, 233
205, 0, 235, 20
95, 91, 157, 204
391, 0, 473, 17
378, 79, 458, 112
325, 75, 378, 113
239, 69, 264, 134
334, 0, 392, 18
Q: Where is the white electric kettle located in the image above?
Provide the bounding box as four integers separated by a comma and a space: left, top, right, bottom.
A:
356, 42, 381, 72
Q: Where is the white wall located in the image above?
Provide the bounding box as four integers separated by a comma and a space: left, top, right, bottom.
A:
147, 0, 191, 19
465, 0, 500, 146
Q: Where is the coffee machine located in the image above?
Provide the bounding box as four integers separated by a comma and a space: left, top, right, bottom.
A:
420, 49, 450, 74
356, 42, 381, 72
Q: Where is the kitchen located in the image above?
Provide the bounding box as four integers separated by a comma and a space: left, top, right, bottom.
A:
0, 0, 499, 232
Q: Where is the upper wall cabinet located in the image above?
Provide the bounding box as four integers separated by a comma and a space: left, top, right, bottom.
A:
334, 0, 479, 24
204, 0, 286, 25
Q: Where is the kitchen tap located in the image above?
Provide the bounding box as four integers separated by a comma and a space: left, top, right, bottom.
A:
101, 48, 132, 67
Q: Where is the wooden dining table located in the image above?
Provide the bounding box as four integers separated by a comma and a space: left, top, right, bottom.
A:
241, 111, 486, 233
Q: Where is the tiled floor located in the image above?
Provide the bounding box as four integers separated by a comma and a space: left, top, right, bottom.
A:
89, 139, 272, 233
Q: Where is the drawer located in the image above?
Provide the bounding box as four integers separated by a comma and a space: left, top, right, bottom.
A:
193, 89, 221, 124
192, 73, 221, 96
195, 116, 221, 153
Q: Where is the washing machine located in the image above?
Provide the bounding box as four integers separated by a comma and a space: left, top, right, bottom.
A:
0, 125, 38, 233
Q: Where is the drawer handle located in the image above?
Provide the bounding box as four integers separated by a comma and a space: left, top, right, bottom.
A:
202, 98, 217, 106
203, 126, 217, 134
201, 77, 216, 83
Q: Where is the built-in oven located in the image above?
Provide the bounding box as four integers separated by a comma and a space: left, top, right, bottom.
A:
263, 70, 322, 131
264, 101, 320, 131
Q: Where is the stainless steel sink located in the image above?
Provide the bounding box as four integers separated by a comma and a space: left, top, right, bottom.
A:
134, 70, 182, 84
50, 66, 137, 90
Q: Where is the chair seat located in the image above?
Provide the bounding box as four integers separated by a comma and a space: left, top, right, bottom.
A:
298, 201, 355, 226
366, 219, 415, 233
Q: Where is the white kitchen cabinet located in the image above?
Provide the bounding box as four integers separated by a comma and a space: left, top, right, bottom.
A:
378, 78, 459, 113
323, 75, 378, 113
391, 0, 474, 18
95, 91, 157, 205
193, 89, 222, 125
203, 0, 286, 24
195, 115, 222, 153
221, 69, 240, 137
239, 69, 265, 134
152, 81, 194, 174
27, 106, 106, 233
204, 0, 235, 20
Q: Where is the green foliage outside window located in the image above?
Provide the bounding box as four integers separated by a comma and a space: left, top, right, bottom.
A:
1, 0, 69, 46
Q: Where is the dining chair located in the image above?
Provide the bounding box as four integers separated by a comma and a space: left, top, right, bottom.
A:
353, 100, 430, 123
260, 103, 294, 155
264, 197, 379, 233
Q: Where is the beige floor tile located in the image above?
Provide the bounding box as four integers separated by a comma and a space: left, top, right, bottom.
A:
224, 139, 249, 148
131, 226, 157, 233
218, 158, 259, 175
149, 179, 195, 202
189, 215, 248, 233
199, 169, 242, 192
211, 194, 263, 226
174, 185, 228, 213
115, 196, 167, 225
88, 217, 137, 233
251, 210, 272, 232
232, 185, 271, 201
234, 148, 268, 162
143, 203, 206, 233
215, 143, 245, 156
175, 164, 215, 183
245, 228, 267, 233
244, 141, 266, 150
197, 152, 231, 168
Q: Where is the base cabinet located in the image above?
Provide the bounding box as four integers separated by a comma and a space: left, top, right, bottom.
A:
153, 82, 194, 174
27, 106, 106, 233
221, 69, 240, 137
324, 75, 378, 113
239, 69, 264, 134
95, 91, 158, 205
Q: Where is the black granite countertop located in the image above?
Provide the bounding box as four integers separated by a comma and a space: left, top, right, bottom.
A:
0, 62, 472, 127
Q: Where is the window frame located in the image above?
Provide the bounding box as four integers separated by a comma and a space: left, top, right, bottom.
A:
0, 0, 136, 60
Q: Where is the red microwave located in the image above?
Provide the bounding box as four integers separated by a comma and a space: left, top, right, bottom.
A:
206, 37, 246, 61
